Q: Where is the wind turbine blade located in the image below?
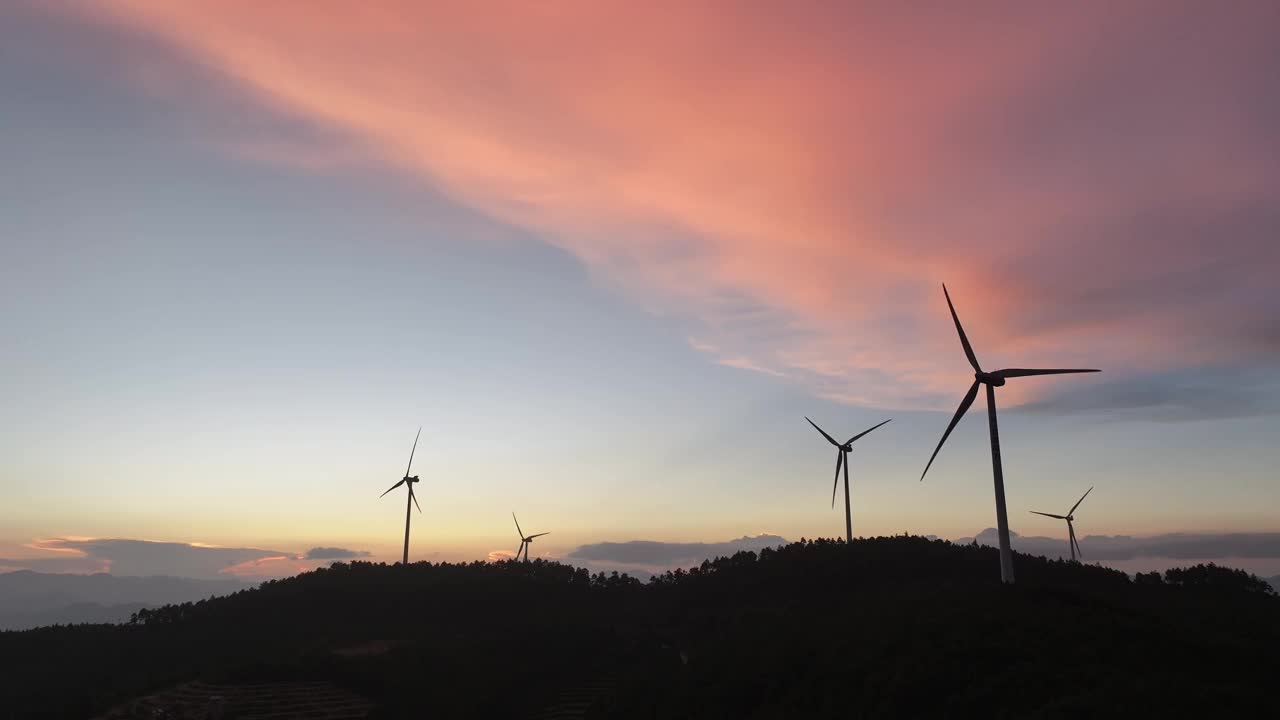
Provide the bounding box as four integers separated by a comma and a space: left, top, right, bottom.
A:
943, 284, 981, 372
529, 532, 550, 539
512, 512, 524, 539
404, 427, 422, 478
380, 478, 407, 498
844, 419, 892, 446
1029, 511, 1067, 519
1069, 486, 1094, 516
831, 451, 843, 508
805, 417, 841, 447
516, 541, 524, 559
920, 380, 980, 481
994, 368, 1101, 379
1069, 522, 1082, 559
410, 487, 421, 513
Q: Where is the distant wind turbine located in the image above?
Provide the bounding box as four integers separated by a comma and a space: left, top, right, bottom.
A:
379, 427, 422, 565
806, 417, 892, 543
921, 285, 1099, 584
1031, 486, 1093, 562
512, 513, 549, 563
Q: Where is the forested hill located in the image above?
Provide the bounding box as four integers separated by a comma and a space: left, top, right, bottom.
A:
2, 536, 1277, 718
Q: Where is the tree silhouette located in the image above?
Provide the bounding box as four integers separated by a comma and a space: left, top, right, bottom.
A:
2, 538, 1277, 718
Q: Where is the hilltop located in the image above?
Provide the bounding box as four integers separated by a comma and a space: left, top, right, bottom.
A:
1, 536, 1276, 718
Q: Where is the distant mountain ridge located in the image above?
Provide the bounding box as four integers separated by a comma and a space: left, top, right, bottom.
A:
0, 601, 151, 630
0, 570, 249, 631
957, 528, 1280, 565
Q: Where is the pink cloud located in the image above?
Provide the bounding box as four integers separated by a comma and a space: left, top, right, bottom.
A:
84, 1, 1279, 409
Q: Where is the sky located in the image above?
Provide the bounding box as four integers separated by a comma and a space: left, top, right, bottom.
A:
2, 1, 1278, 579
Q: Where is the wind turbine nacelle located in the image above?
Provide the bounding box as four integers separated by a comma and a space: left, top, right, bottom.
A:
976, 372, 1005, 387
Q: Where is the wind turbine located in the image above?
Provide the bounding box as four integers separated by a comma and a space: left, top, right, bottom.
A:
512, 513, 549, 563
805, 417, 892, 543
920, 285, 1099, 584
379, 427, 422, 565
1031, 486, 1093, 562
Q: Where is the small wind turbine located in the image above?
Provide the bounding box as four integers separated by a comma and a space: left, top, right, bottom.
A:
805, 417, 891, 543
1031, 486, 1093, 562
379, 427, 422, 565
512, 513, 549, 563
921, 284, 1099, 584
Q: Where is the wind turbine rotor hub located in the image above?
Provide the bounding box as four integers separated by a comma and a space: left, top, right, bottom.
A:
975, 371, 1005, 387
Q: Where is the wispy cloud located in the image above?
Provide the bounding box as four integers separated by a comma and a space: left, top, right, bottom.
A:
64, 2, 1280, 412
687, 338, 787, 378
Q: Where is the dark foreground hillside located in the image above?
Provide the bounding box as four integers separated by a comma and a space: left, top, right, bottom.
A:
2, 537, 1276, 719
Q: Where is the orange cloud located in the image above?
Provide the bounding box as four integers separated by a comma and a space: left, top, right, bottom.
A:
24, 538, 93, 555
84, 2, 1280, 409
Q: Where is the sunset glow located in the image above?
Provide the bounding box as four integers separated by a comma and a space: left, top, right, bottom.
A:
2, 1, 1277, 576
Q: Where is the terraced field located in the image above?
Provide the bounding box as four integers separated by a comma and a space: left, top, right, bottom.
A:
528, 681, 615, 720
95, 680, 374, 719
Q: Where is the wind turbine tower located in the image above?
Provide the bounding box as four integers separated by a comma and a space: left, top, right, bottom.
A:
512, 513, 549, 563
1031, 486, 1094, 562
921, 285, 1099, 584
379, 427, 423, 565
805, 417, 891, 543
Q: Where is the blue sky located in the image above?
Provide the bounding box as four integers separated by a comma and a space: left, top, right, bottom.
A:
2, 2, 1278, 577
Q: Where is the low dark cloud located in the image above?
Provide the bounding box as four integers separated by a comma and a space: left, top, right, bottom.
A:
0, 554, 105, 574
1016, 365, 1280, 421
958, 529, 1280, 563
0, 538, 362, 580
304, 547, 371, 560
567, 534, 787, 577
0, 539, 291, 579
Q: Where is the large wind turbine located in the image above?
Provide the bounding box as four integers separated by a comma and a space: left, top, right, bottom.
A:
1031, 486, 1093, 562
512, 513, 549, 563
379, 428, 422, 565
806, 417, 891, 543
921, 285, 1099, 584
